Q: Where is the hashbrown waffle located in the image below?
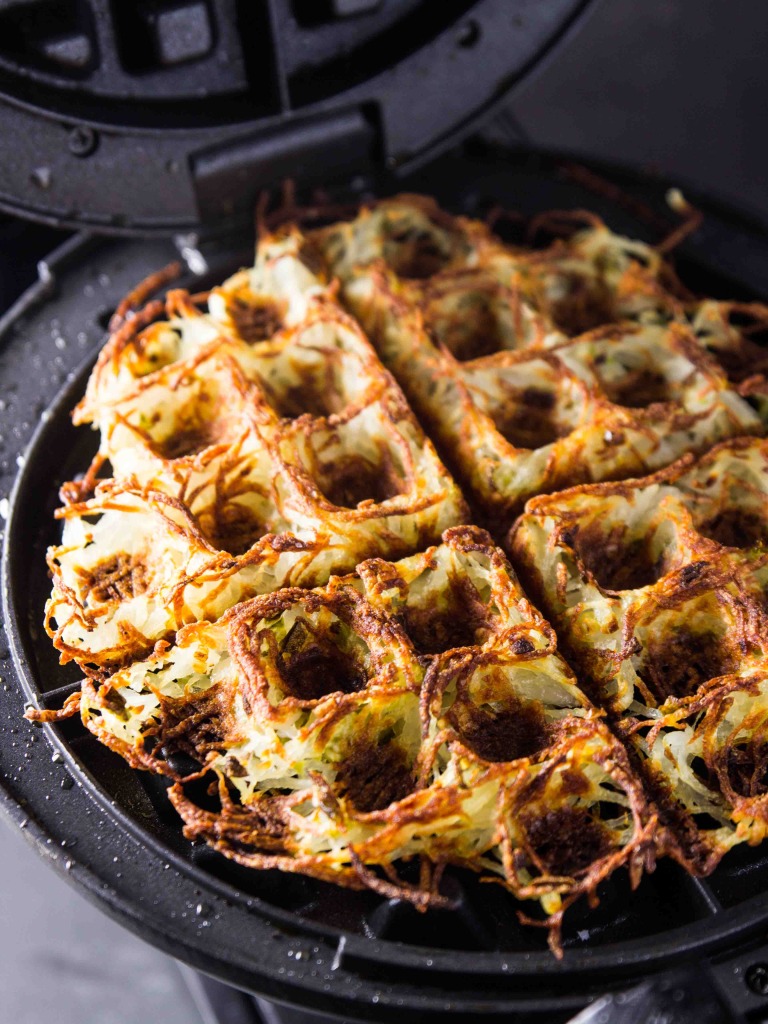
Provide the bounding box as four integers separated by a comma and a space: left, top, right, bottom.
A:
77, 526, 654, 947
30, 192, 768, 954
47, 233, 465, 674
511, 437, 768, 874
313, 197, 765, 528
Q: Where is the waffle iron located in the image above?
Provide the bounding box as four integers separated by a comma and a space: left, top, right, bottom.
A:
2, 4, 768, 1022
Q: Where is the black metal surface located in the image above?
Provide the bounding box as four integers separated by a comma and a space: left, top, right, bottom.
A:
490, 0, 768, 233
181, 965, 368, 1024
0, 0, 590, 234
0, 215, 66, 311
4, 151, 768, 1022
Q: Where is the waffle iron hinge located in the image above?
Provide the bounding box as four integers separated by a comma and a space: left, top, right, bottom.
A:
571, 938, 768, 1024
190, 107, 379, 222
707, 936, 768, 1023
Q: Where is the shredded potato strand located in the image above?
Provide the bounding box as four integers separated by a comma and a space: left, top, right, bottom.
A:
35, 193, 768, 956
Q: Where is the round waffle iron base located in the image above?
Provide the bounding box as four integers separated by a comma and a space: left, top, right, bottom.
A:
4, 150, 768, 1022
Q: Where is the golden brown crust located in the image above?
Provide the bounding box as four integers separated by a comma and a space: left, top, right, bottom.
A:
35, 192, 768, 956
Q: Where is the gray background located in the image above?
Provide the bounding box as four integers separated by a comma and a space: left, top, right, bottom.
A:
485, 0, 768, 227
0, 820, 205, 1024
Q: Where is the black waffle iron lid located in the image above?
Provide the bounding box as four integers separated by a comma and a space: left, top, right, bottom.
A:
0, 0, 590, 235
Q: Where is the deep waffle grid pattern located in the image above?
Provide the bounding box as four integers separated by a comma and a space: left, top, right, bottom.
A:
31, 195, 768, 958
77, 525, 654, 951
511, 437, 768, 876
311, 197, 767, 528
46, 231, 466, 675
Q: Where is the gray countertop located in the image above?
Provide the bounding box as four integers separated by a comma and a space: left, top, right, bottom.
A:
0, 817, 205, 1024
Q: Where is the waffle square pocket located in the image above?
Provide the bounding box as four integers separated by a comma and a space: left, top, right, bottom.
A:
76, 528, 654, 953
512, 437, 768, 870
46, 235, 466, 676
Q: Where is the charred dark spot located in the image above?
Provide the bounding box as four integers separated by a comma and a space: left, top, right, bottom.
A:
198, 505, 269, 556
279, 643, 366, 701
270, 535, 311, 553
405, 608, 479, 654
549, 274, 615, 335
155, 691, 228, 760
267, 375, 350, 420
229, 297, 284, 343
225, 756, 247, 778
102, 688, 126, 712
298, 238, 326, 276
524, 806, 612, 876
705, 311, 768, 381
522, 387, 556, 411
320, 454, 407, 509
490, 387, 570, 450
451, 694, 552, 763
493, 412, 567, 450
725, 743, 768, 799
385, 227, 450, 280
597, 366, 676, 408
335, 741, 414, 812
427, 294, 507, 361
560, 770, 591, 797
404, 577, 492, 655
571, 523, 668, 592
641, 629, 735, 702
155, 417, 233, 460
678, 561, 707, 587
698, 509, 767, 549
277, 619, 367, 701
216, 799, 291, 855
511, 637, 535, 656
80, 553, 149, 604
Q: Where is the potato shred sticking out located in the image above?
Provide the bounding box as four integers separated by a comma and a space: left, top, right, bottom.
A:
29, 193, 768, 956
